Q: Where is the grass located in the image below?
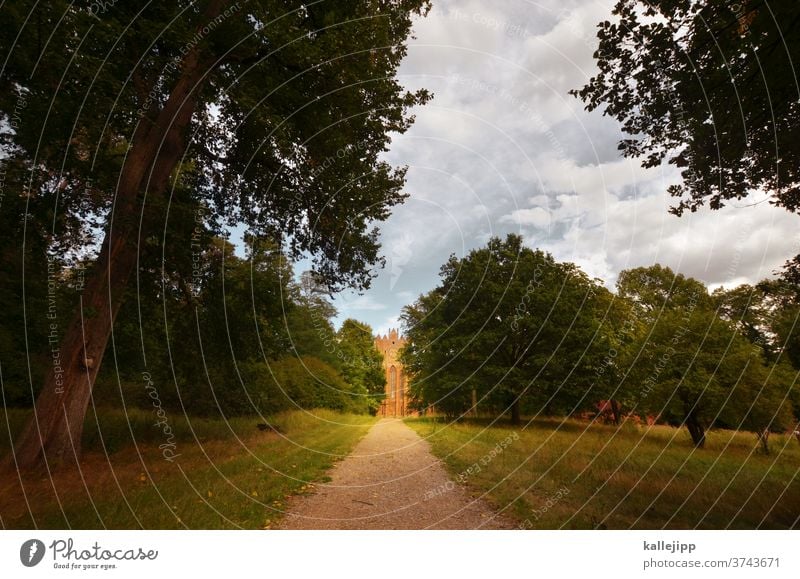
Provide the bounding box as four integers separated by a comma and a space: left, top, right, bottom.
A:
406, 416, 800, 529
0, 407, 376, 529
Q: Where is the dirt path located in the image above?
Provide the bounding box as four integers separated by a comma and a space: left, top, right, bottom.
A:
278, 419, 514, 529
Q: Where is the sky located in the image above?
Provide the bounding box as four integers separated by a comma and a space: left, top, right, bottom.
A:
330, 0, 799, 336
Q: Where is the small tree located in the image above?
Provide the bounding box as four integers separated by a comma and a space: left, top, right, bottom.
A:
336, 319, 386, 414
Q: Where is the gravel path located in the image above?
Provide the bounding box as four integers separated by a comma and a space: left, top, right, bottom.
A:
278, 418, 514, 529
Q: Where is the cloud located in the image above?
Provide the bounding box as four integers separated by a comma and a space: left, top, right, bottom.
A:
330, 0, 799, 333
335, 294, 387, 313
376, 316, 403, 337
500, 207, 552, 229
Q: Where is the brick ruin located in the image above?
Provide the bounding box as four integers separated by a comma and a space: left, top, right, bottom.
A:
374, 328, 410, 417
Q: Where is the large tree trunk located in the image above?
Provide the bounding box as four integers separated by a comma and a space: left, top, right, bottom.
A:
10, 41, 214, 470
685, 412, 706, 448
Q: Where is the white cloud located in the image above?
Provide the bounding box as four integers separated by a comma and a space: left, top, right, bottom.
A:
376, 316, 403, 337
335, 295, 387, 313
501, 207, 552, 229
331, 0, 799, 332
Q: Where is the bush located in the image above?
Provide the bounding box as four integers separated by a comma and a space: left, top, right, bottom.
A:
242, 356, 371, 415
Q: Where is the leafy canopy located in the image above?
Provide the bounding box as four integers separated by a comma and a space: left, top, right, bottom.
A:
0, 0, 432, 290
572, 1, 800, 276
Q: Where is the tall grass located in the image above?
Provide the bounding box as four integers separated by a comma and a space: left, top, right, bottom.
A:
0, 406, 355, 454
0, 408, 375, 529
407, 417, 800, 529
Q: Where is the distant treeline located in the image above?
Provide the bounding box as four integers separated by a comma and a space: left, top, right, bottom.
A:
401, 234, 800, 452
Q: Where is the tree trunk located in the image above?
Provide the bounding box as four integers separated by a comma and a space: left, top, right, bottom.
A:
10, 40, 215, 470
685, 412, 706, 448
510, 399, 521, 425
757, 428, 770, 455
610, 399, 621, 425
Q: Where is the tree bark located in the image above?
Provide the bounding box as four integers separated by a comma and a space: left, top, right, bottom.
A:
10, 39, 215, 470
757, 427, 770, 455
685, 412, 706, 448
510, 398, 521, 425
610, 399, 621, 425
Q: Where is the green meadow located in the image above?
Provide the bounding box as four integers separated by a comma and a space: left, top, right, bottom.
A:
407, 417, 800, 529
0, 408, 375, 529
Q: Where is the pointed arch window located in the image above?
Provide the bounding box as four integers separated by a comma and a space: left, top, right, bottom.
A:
389, 366, 397, 398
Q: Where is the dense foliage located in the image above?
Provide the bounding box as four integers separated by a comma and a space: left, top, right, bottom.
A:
402, 237, 799, 450
0, 0, 428, 465
5, 235, 384, 418
572, 0, 800, 277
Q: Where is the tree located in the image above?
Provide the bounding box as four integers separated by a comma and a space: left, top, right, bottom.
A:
713, 284, 776, 358
0, 189, 59, 407
87, 234, 302, 417
618, 265, 795, 448
2, 0, 432, 468
752, 280, 800, 372
336, 319, 386, 414
401, 234, 607, 425
588, 286, 641, 425
572, 1, 800, 270
713, 279, 800, 445
284, 271, 341, 369
734, 360, 795, 454
399, 285, 462, 416
242, 355, 366, 415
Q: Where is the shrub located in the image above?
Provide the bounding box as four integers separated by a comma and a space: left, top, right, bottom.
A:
242, 356, 371, 415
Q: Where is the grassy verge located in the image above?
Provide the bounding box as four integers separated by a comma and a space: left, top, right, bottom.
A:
0, 408, 375, 529
406, 417, 800, 529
